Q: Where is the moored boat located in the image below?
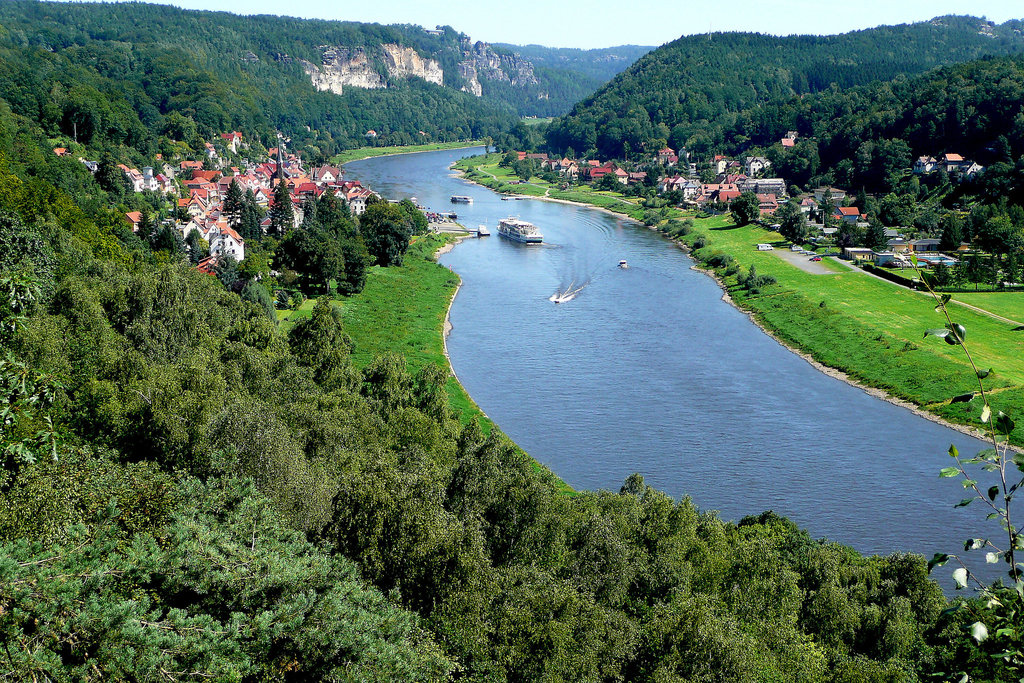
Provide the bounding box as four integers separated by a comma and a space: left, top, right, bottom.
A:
497, 217, 543, 243
450, 195, 473, 203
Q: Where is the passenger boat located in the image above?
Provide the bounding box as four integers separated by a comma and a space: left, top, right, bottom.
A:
497, 217, 543, 243
450, 195, 473, 203
477, 224, 490, 237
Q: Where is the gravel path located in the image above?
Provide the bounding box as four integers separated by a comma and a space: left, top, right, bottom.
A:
771, 248, 836, 274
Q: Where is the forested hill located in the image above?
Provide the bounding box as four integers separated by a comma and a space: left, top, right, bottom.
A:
545, 15, 1024, 159
491, 43, 653, 116
0, 0, 640, 152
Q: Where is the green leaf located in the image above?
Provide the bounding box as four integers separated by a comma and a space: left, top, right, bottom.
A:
970, 621, 989, 643
940, 294, 952, 306
928, 553, 950, 571
1014, 452, 1024, 474
976, 368, 992, 379
986, 552, 1000, 564
949, 444, 960, 459
994, 412, 1016, 436
955, 497, 974, 507
981, 405, 991, 423
925, 328, 950, 339
910, 253, 919, 267
949, 322, 967, 342
940, 467, 961, 478
988, 486, 1000, 501
953, 567, 969, 588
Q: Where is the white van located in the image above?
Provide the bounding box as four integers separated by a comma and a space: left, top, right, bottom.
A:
757, 243, 774, 251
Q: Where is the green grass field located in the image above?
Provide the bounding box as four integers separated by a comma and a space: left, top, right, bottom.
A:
332, 141, 480, 166
952, 291, 1024, 324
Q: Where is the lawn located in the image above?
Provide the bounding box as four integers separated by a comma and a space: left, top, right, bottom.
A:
684, 219, 1024, 443
952, 291, 1024, 324
331, 140, 480, 166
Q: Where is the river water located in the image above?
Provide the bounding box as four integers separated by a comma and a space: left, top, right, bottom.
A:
346, 147, 998, 584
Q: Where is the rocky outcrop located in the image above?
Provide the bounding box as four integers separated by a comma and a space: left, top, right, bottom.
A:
382, 44, 443, 85
457, 41, 537, 96
302, 44, 442, 95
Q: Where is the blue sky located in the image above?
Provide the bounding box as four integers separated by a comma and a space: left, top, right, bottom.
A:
70, 0, 1024, 48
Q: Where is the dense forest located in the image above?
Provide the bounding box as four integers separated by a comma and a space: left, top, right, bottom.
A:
0, 4, 1021, 680
0, 0, 644, 155
546, 16, 1024, 160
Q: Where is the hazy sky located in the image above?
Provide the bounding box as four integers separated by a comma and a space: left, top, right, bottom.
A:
70, 0, 1024, 49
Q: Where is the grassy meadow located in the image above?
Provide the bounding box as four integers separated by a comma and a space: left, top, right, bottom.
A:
331, 140, 481, 166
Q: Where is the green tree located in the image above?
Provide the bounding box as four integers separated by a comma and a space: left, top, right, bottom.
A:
360, 202, 413, 267
223, 178, 244, 227
775, 200, 808, 244
269, 180, 293, 237
864, 221, 888, 250
730, 191, 761, 226
939, 214, 965, 252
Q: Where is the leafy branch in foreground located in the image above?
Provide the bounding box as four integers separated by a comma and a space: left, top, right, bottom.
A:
914, 254, 1023, 675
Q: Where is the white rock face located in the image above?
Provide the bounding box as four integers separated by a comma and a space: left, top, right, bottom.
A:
302, 44, 443, 94
458, 62, 483, 96
381, 44, 444, 85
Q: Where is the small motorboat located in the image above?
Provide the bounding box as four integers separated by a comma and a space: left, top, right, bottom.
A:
477, 224, 490, 237
618, 260, 629, 269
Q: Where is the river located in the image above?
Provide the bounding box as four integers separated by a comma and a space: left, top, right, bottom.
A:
345, 146, 998, 585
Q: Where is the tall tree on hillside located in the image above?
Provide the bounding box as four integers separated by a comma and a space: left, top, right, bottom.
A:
864, 221, 887, 250
939, 214, 965, 252
223, 178, 244, 227
239, 189, 264, 241
269, 181, 293, 237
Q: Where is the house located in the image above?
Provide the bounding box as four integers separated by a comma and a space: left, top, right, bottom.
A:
886, 238, 910, 253
738, 178, 786, 197
196, 256, 218, 276
834, 206, 863, 224
656, 147, 676, 165
220, 131, 243, 154
588, 163, 616, 182
53, 147, 69, 157
181, 160, 204, 172
799, 197, 817, 215
612, 168, 629, 185
204, 142, 219, 162
942, 153, 967, 173
311, 165, 342, 184
344, 187, 375, 215
744, 156, 771, 176
842, 246, 874, 261
81, 159, 98, 174
963, 162, 984, 179
627, 172, 648, 185
365, 130, 378, 139
913, 156, 937, 174
757, 193, 779, 215
712, 155, 731, 175
525, 153, 548, 162
208, 223, 246, 262
909, 238, 942, 253
123, 211, 143, 232
813, 187, 847, 203
781, 138, 795, 148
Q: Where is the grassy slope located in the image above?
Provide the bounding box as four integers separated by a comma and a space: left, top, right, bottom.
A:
331, 141, 481, 166
456, 154, 1024, 445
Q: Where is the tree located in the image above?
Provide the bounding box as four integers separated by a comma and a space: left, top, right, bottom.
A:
730, 192, 761, 226
241, 280, 275, 320
864, 221, 888, 250
184, 229, 209, 265
775, 201, 808, 244
360, 202, 413, 267
398, 199, 429, 236
939, 214, 965, 252
269, 180, 294, 237
223, 178, 244, 227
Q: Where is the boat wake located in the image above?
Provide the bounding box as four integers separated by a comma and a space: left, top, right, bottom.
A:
549, 280, 589, 304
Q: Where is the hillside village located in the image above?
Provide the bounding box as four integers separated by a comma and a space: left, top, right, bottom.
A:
74, 131, 379, 274
508, 137, 999, 282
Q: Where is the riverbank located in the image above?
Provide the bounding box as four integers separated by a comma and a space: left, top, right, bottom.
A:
338, 231, 574, 493
332, 141, 482, 166
454, 153, 1024, 447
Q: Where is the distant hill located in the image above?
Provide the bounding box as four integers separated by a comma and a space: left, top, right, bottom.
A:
0, 0, 643, 157
545, 15, 1024, 159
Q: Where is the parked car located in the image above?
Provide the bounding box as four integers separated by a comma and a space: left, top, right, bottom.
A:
810, 256, 822, 262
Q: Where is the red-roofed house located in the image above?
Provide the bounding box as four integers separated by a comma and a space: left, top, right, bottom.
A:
656, 147, 676, 165
781, 138, 795, 148
123, 211, 143, 232
757, 194, 779, 215
220, 131, 243, 153
834, 206, 864, 224
53, 147, 69, 157
942, 153, 968, 173
196, 256, 218, 276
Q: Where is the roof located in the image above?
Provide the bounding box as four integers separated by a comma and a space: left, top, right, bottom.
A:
943, 153, 964, 162
124, 211, 143, 224
781, 138, 795, 147
837, 207, 861, 216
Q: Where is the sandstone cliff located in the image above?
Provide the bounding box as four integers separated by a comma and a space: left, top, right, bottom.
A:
301, 43, 442, 96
